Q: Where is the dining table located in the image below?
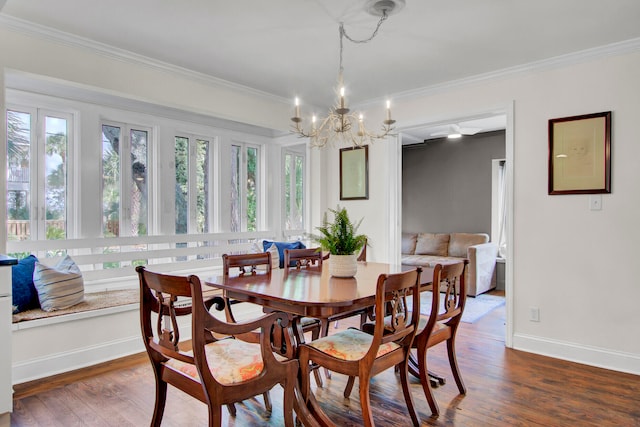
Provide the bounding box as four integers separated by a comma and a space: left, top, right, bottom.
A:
205, 261, 433, 352
204, 261, 434, 425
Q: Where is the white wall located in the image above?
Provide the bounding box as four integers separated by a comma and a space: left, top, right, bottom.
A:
321, 47, 640, 374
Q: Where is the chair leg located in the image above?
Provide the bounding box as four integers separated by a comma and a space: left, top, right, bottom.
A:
359, 377, 375, 427
447, 336, 466, 394
399, 360, 420, 426
282, 371, 296, 427
299, 351, 312, 404
313, 367, 324, 388
358, 311, 368, 328
226, 403, 236, 417
319, 320, 332, 380
307, 321, 324, 387
343, 376, 356, 398
207, 405, 223, 427
263, 391, 273, 413
417, 343, 440, 417
151, 374, 167, 427
409, 350, 442, 388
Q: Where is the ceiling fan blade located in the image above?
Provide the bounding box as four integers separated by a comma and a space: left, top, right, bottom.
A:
458, 126, 482, 135
429, 130, 449, 137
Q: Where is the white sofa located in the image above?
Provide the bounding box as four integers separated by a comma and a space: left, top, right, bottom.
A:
401, 232, 498, 296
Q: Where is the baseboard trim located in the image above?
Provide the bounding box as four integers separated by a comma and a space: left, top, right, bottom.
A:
512, 333, 640, 376
12, 336, 144, 385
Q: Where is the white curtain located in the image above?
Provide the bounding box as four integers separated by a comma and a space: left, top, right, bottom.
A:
497, 160, 507, 258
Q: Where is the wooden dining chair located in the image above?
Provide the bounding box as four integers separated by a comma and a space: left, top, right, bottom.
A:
409, 260, 468, 417
221, 253, 272, 325
284, 247, 323, 269
282, 248, 325, 387
298, 268, 423, 427
136, 266, 298, 427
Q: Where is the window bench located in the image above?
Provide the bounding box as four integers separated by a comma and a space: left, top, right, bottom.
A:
12, 289, 138, 325
11, 274, 225, 385
8, 231, 283, 385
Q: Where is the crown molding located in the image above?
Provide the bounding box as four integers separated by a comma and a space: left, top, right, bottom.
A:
0, 13, 291, 106
3, 13, 640, 111
360, 37, 640, 108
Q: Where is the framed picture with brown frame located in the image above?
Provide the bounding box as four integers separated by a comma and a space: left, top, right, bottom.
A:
548, 111, 611, 195
340, 145, 369, 200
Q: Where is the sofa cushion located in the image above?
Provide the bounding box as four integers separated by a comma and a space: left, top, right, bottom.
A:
401, 233, 418, 254
401, 254, 465, 268
448, 233, 489, 258
415, 233, 450, 256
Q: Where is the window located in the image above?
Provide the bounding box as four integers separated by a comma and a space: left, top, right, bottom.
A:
6, 107, 72, 243
175, 135, 213, 234
230, 143, 260, 232
283, 149, 305, 231
101, 122, 150, 238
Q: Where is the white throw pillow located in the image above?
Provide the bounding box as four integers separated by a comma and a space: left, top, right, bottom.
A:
266, 243, 280, 269
33, 255, 85, 312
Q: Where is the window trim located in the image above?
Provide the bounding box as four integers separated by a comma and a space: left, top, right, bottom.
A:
230, 140, 262, 232
174, 132, 217, 235
100, 119, 153, 237
282, 147, 306, 233
6, 104, 76, 241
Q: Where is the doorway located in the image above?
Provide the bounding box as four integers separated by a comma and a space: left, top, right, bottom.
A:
394, 105, 514, 347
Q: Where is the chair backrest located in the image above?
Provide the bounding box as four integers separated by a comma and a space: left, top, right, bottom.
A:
367, 268, 423, 358
426, 260, 468, 329
137, 265, 204, 366
284, 248, 323, 269
357, 238, 367, 262
222, 252, 271, 276
136, 265, 293, 394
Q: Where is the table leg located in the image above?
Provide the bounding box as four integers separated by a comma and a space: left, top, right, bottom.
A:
408, 352, 445, 387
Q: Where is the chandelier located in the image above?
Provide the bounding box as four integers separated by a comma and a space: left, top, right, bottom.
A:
291, 0, 404, 147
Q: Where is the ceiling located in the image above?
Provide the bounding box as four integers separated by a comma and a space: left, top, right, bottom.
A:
2, 0, 640, 141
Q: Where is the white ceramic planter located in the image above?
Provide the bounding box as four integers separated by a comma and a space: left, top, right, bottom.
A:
329, 254, 358, 277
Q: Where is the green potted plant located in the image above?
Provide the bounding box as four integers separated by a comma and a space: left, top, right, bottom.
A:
312, 206, 368, 277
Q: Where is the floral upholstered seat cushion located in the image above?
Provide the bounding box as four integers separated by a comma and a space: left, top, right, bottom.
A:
306, 328, 399, 361
167, 338, 282, 385
416, 315, 446, 334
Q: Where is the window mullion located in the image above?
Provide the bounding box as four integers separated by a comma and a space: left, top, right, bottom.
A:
188, 138, 197, 234
35, 111, 47, 240
120, 126, 132, 236
240, 147, 248, 231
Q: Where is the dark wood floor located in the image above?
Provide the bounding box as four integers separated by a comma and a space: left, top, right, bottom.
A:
11, 294, 640, 426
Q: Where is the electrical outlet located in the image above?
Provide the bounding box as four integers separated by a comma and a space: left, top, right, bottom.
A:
529, 307, 540, 322
590, 195, 602, 211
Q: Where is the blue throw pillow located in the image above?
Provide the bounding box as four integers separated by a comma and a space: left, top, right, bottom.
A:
262, 240, 306, 268
12, 255, 40, 313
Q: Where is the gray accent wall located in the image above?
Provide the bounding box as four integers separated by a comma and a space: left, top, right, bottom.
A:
402, 130, 505, 235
